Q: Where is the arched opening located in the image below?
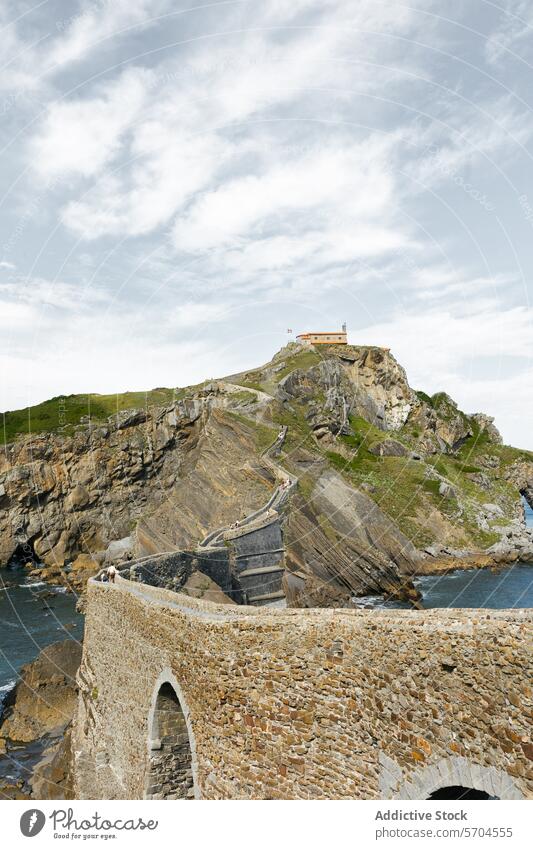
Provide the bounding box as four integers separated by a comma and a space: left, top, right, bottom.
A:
382, 755, 524, 801
428, 786, 494, 800
146, 682, 194, 800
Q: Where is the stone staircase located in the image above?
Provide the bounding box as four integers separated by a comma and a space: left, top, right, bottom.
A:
105, 426, 297, 607
197, 426, 296, 605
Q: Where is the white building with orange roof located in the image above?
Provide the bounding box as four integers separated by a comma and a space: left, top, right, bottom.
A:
296, 323, 348, 345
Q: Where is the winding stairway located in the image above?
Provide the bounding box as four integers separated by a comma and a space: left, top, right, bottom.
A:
107, 425, 297, 607
197, 425, 297, 605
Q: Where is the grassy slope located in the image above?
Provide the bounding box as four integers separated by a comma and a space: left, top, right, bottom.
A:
0, 345, 319, 445
325, 415, 531, 548
231, 347, 533, 549
1, 388, 177, 444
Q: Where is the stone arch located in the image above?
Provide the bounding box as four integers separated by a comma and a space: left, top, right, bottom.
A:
427, 786, 493, 800
388, 756, 524, 801
144, 668, 200, 800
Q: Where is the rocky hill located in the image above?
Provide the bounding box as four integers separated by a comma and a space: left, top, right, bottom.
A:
1, 342, 532, 607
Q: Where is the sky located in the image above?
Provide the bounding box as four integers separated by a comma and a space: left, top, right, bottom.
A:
0, 0, 532, 448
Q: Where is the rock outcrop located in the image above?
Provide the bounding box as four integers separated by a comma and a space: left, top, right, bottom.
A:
31, 726, 75, 800
135, 409, 278, 554
0, 401, 203, 570
1, 341, 532, 802
278, 345, 416, 440
0, 341, 531, 606
0, 640, 82, 800
181, 570, 236, 605
505, 459, 533, 511
0, 640, 81, 744
284, 469, 420, 606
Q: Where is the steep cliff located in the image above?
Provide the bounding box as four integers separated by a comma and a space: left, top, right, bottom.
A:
0, 342, 532, 606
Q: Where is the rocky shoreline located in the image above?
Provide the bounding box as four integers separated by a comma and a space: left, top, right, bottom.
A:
417, 523, 533, 575
0, 640, 81, 800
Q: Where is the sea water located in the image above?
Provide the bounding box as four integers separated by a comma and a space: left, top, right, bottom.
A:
0, 564, 83, 694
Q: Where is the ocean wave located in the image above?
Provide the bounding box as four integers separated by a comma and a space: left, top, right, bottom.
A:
17, 581, 46, 589
0, 679, 16, 695
351, 595, 385, 608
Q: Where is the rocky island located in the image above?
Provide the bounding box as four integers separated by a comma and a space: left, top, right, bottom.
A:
1, 342, 532, 599
1, 341, 532, 799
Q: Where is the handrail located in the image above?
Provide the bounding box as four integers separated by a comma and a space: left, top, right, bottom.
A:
198, 425, 297, 549
95, 425, 298, 589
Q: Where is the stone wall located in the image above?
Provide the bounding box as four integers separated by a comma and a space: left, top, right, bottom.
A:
120, 510, 287, 606
145, 682, 194, 800
124, 549, 232, 595
226, 513, 285, 604
72, 577, 532, 800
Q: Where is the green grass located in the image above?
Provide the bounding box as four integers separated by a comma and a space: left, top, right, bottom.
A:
415, 390, 433, 406
326, 445, 377, 473
235, 378, 265, 393
226, 411, 278, 454
232, 347, 321, 395
270, 401, 315, 446
297, 473, 316, 501
270, 349, 321, 382
456, 418, 490, 459
427, 458, 449, 476
1, 379, 266, 446
454, 462, 482, 474
4, 341, 528, 556
422, 479, 441, 497
1, 388, 177, 445
228, 390, 258, 405
431, 391, 451, 407
324, 452, 435, 546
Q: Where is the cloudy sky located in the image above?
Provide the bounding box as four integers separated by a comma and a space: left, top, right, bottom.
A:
0, 0, 532, 448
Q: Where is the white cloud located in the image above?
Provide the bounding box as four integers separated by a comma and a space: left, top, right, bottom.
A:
166, 301, 232, 328
0, 300, 34, 329
48, 1, 170, 71
0, 7, 42, 93
2, 0, 532, 451
404, 268, 521, 302
358, 303, 533, 374
168, 134, 415, 282
62, 134, 228, 239
403, 98, 533, 192
443, 371, 533, 450
0, 278, 109, 343
28, 0, 432, 243
31, 67, 153, 180
172, 144, 395, 253
0, 299, 239, 415
0, 0, 172, 94
485, 1, 533, 65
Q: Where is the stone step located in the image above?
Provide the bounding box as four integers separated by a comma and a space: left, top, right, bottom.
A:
247, 589, 286, 604
235, 547, 284, 561
238, 565, 285, 578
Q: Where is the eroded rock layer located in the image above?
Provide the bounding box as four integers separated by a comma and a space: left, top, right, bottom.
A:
0, 343, 531, 605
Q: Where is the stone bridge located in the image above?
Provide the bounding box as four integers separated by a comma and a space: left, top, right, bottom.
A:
72, 574, 532, 799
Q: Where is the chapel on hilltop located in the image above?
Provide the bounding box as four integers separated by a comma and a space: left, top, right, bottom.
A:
296, 323, 348, 345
